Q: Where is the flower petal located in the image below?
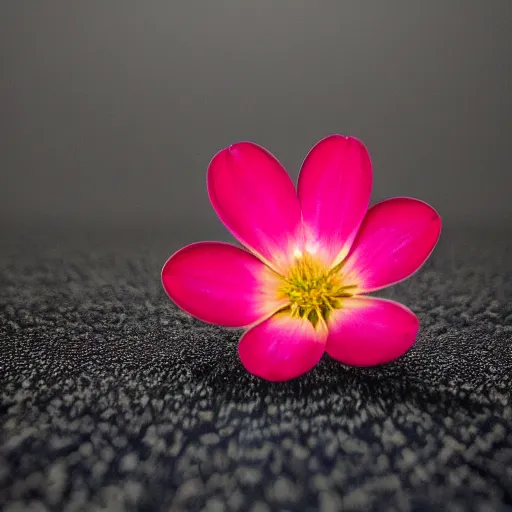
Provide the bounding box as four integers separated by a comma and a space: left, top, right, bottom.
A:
238, 312, 327, 381
297, 135, 372, 268
341, 197, 442, 293
207, 142, 303, 275
161, 242, 287, 328
326, 297, 419, 366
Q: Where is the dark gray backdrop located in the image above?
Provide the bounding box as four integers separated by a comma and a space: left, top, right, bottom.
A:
1, 1, 511, 233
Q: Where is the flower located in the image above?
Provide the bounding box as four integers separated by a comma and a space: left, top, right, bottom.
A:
161, 135, 441, 382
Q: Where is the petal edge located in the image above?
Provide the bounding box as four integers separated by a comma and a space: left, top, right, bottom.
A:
341, 197, 442, 293
326, 297, 419, 366
207, 142, 303, 274
298, 135, 372, 268
238, 312, 327, 381
162, 241, 286, 327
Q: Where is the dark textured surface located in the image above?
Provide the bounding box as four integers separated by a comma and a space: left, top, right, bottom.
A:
1, 227, 512, 512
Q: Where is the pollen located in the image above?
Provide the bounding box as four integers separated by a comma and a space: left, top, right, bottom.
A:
279, 252, 356, 327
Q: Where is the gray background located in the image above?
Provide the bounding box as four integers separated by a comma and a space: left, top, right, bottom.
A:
1, 1, 511, 233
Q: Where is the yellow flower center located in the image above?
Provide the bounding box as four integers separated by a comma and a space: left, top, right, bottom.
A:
279, 251, 356, 327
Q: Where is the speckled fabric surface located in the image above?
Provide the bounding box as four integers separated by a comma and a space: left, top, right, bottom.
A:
1, 227, 511, 512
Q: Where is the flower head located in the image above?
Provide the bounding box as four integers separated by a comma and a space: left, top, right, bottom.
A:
162, 135, 441, 381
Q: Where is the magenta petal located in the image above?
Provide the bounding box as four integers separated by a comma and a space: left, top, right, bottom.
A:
207, 142, 303, 274
342, 197, 442, 293
297, 135, 372, 268
238, 313, 327, 381
161, 242, 286, 328
326, 297, 419, 366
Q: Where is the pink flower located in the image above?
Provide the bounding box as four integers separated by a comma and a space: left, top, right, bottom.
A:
162, 135, 441, 382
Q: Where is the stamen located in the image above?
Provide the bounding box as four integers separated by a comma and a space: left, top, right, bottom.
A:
279, 252, 355, 327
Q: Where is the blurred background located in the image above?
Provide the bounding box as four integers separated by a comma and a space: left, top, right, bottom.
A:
1, 1, 511, 237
